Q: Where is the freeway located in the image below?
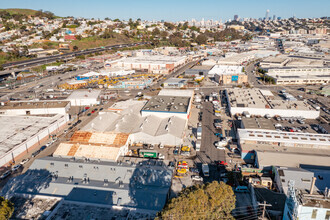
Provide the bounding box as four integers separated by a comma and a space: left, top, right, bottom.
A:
1, 42, 149, 71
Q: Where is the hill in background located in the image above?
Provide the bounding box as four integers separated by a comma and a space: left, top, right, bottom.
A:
0, 8, 39, 16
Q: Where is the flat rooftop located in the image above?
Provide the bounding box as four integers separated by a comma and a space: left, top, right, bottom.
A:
54, 142, 121, 161
49, 201, 153, 220
209, 65, 245, 75
10, 196, 60, 220
164, 78, 188, 84
70, 131, 129, 146
239, 129, 330, 147
256, 150, 330, 168
241, 118, 276, 130
0, 115, 65, 155
226, 88, 315, 111
67, 89, 101, 99
0, 101, 70, 110
261, 56, 289, 64
2, 157, 173, 212
286, 58, 324, 67
141, 95, 190, 113
119, 55, 186, 64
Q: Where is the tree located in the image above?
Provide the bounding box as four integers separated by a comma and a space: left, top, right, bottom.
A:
195, 34, 207, 45
152, 28, 160, 36
160, 31, 168, 40
75, 35, 82, 41
0, 196, 14, 219
157, 181, 236, 220
72, 46, 79, 51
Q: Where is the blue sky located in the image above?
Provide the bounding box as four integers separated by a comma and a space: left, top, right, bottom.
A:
1, 0, 329, 21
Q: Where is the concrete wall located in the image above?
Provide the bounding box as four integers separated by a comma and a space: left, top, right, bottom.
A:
1, 107, 67, 115
68, 98, 100, 106
0, 114, 69, 167
131, 133, 182, 146
229, 107, 319, 119
141, 111, 188, 120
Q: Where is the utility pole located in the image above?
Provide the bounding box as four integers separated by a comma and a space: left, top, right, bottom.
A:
259, 201, 272, 219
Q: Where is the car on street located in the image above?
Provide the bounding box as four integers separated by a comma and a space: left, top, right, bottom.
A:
11, 164, 22, 172
32, 150, 41, 158
0, 170, 11, 180
191, 175, 203, 181
189, 167, 199, 174
87, 113, 91, 116
168, 161, 175, 167
20, 158, 29, 165
214, 119, 222, 129
40, 145, 47, 151
173, 148, 179, 155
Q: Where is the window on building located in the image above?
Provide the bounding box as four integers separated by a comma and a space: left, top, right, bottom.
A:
325, 210, 330, 219
311, 209, 318, 219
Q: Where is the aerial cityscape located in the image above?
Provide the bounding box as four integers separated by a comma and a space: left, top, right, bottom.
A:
0, 0, 329, 219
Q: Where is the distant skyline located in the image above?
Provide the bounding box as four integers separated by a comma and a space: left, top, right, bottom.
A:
1, 0, 329, 21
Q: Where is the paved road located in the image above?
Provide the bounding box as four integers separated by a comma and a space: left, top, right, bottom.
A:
1, 42, 149, 71
194, 91, 226, 182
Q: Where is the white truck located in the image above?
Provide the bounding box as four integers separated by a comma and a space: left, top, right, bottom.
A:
195, 140, 201, 151
197, 126, 202, 139
202, 164, 209, 177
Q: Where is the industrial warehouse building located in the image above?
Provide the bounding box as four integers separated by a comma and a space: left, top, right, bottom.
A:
141, 89, 194, 119
81, 89, 194, 146
2, 156, 174, 216
54, 131, 130, 161
209, 65, 248, 84
116, 55, 188, 74
184, 65, 213, 77
163, 78, 188, 88
0, 114, 69, 167
66, 90, 101, 106
225, 88, 319, 119
265, 67, 330, 85
0, 101, 71, 116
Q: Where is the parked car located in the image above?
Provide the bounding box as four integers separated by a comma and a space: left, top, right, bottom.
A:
40, 145, 47, 151
0, 170, 11, 180
32, 150, 41, 158
173, 148, 179, 155
20, 158, 29, 165
168, 161, 175, 167
234, 186, 249, 193
189, 167, 199, 174
11, 164, 22, 172
191, 175, 203, 181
